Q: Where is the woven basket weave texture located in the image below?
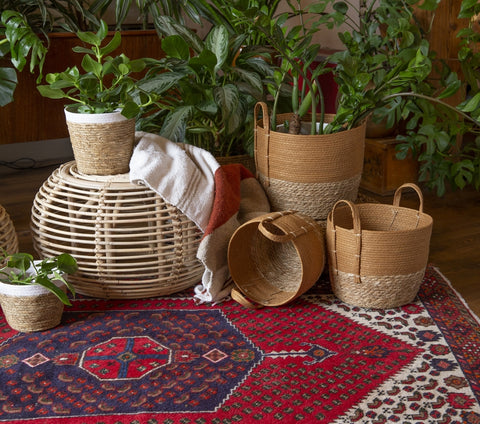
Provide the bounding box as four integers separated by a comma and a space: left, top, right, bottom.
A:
65, 109, 135, 175
31, 162, 204, 299
228, 210, 325, 308
0, 205, 18, 266
254, 102, 366, 221
326, 183, 433, 309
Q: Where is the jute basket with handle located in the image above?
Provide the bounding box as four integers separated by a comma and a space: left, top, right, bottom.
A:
228, 210, 325, 308
65, 108, 135, 176
326, 183, 433, 309
254, 102, 366, 222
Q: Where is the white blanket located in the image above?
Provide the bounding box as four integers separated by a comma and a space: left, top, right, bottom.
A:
129, 132, 270, 304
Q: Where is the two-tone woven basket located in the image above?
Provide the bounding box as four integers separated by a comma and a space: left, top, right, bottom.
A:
254, 102, 366, 221
65, 109, 135, 175
0, 205, 18, 266
228, 210, 325, 308
31, 162, 204, 299
326, 183, 433, 309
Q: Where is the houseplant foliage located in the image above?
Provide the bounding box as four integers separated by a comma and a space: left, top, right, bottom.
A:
0, 10, 47, 106
135, 16, 274, 157
37, 20, 148, 116
0, 252, 78, 306
313, 0, 480, 196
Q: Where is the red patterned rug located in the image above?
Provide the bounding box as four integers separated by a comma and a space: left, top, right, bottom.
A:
0, 266, 479, 423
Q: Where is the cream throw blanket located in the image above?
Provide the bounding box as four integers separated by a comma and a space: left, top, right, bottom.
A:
129, 132, 270, 304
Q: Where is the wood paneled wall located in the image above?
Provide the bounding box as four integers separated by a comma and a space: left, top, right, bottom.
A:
0, 30, 163, 145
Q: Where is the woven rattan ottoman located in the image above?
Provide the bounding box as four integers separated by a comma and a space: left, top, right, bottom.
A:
31, 162, 204, 299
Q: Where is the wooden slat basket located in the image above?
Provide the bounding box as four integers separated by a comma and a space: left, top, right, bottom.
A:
326, 183, 433, 309
0, 205, 18, 266
30, 162, 204, 299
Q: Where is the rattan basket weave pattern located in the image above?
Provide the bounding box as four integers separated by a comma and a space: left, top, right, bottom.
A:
0, 205, 18, 266
30, 162, 204, 299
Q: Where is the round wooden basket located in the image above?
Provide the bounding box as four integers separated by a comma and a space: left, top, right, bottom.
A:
0, 205, 18, 266
30, 162, 204, 299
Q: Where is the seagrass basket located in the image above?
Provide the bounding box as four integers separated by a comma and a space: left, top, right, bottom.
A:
30, 162, 204, 299
326, 183, 433, 309
65, 108, 135, 175
0, 205, 18, 265
0, 279, 66, 332
228, 211, 325, 308
254, 102, 366, 222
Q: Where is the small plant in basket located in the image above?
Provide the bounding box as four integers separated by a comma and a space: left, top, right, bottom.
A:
36, 20, 149, 117
0, 252, 78, 306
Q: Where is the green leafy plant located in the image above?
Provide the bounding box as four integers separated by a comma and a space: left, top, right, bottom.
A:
0, 10, 48, 106
0, 252, 78, 306
37, 20, 149, 116
136, 17, 274, 156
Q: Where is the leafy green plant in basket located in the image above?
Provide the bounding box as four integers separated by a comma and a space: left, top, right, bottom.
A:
36, 20, 150, 117
0, 252, 78, 306
135, 17, 274, 157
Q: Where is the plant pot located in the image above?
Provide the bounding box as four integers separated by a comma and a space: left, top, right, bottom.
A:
254, 102, 366, 222
0, 265, 66, 332
65, 109, 135, 175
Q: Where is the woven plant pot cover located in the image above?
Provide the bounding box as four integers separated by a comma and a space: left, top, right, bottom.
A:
30, 162, 204, 299
0, 205, 18, 266
0, 278, 65, 332
326, 183, 433, 309
65, 108, 135, 176
228, 210, 325, 308
254, 102, 366, 221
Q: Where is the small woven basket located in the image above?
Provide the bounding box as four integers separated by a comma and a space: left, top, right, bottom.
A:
0, 280, 66, 332
254, 102, 366, 221
31, 162, 204, 299
326, 183, 433, 309
228, 211, 325, 308
65, 109, 135, 175
0, 205, 18, 265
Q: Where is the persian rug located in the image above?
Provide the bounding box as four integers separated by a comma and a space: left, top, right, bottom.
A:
0, 266, 479, 424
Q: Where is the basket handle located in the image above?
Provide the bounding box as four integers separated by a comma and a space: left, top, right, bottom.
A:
231, 286, 264, 309
254, 101, 271, 184
330, 200, 362, 284
393, 183, 424, 213
258, 210, 310, 243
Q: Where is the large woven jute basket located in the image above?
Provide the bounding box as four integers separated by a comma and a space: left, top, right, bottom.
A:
0, 276, 66, 332
326, 183, 433, 309
0, 205, 18, 266
254, 102, 366, 221
30, 162, 204, 299
228, 210, 325, 308
65, 108, 135, 175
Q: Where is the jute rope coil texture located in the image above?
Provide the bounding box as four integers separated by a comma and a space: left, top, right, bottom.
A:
228, 210, 325, 308
326, 183, 433, 309
0, 287, 65, 332
254, 102, 366, 221
66, 112, 135, 176
31, 162, 204, 299
0, 205, 18, 266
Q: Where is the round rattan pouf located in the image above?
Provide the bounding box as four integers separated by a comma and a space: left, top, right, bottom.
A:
30, 162, 204, 299
0, 205, 18, 265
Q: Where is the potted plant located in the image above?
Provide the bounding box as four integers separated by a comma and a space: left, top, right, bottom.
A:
37, 20, 150, 175
0, 252, 78, 332
135, 16, 274, 162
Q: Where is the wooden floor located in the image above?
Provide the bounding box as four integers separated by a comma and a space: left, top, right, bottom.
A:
1, 163, 479, 317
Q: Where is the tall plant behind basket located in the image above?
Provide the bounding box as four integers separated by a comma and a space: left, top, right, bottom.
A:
254, 102, 366, 221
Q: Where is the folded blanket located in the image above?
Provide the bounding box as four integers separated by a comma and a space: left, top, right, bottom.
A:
130, 132, 270, 304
